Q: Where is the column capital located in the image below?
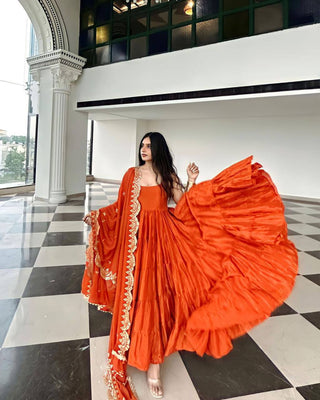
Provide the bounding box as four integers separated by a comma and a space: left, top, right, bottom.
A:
51, 65, 82, 92
27, 49, 86, 84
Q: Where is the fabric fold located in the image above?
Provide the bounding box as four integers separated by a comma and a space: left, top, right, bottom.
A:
81, 157, 298, 399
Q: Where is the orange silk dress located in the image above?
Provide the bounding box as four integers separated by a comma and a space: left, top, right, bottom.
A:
82, 156, 298, 400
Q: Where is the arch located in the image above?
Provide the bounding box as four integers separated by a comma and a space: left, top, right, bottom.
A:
19, 0, 69, 54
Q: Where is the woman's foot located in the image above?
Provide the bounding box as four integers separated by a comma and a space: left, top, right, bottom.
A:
147, 363, 163, 399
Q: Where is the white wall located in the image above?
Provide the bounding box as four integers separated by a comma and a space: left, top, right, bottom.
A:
92, 119, 137, 181
77, 24, 320, 103
144, 116, 320, 199
65, 90, 88, 196
55, 0, 80, 54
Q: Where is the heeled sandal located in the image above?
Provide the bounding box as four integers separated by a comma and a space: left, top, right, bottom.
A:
147, 376, 164, 399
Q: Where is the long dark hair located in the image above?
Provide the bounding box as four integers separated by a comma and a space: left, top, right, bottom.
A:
138, 132, 183, 198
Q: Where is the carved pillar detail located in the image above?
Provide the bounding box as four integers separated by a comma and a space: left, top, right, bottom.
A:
27, 50, 86, 203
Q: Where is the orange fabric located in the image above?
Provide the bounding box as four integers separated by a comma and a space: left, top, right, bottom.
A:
81, 157, 298, 400
82, 167, 139, 399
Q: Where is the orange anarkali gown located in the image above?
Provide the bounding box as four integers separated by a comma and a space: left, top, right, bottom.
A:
81, 156, 298, 400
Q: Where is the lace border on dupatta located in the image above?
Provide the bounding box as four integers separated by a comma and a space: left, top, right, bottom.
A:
111, 167, 141, 361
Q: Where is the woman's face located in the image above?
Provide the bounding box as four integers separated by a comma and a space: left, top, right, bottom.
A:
140, 137, 152, 162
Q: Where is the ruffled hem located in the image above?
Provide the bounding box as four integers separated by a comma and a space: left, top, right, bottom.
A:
167, 156, 298, 358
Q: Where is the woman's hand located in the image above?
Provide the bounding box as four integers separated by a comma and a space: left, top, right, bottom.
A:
83, 213, 92, 226
187, 162, 199, 182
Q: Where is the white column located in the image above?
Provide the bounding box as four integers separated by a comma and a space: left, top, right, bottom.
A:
27, 50, 86, 203
49, 67, 79, 203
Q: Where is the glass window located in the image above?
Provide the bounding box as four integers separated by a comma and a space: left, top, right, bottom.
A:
149, 30, 168, 55
255, 3, 283, 34
113, 0, 129, 15
81, 0, 94, 9
196, 0, 219, 18
112, 19, 127, 39
130, 14, 147, 34
151, 0, 170, 6
196, 18, 219, 46
288, 0, 320, 28
112, 40, 127, 62
80, 49, 95, 67
79, 28, 95, 49
150, 9, 169, 29
172, 24, 192, 51
81, 10, 95, 31
131, 0, 148, 10
130, 36, 148, 59
96, 24, 111, 44
96, 2, 112, 25
86, 120, 93, 176
223, 10, 249, 40
96, 45, 111, 64
25, 115, 37, 185
80, 0, 313, 67
172, 1, 193, 25
223, 0, 250, 12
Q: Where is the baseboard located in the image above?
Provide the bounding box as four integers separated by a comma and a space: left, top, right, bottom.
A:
67, 192, 85, 199
280, 194, 320, 205
0, 184, 35, 196
86, 175, 94, 182
93, 177, 121, 184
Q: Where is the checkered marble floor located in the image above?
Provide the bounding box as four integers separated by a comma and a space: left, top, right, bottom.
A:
0, 182, 320, 400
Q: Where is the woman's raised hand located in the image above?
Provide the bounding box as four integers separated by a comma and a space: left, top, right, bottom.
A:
83, 213, 92, 226
187, 162, 199, 182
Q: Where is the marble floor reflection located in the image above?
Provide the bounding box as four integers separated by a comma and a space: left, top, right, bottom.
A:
0, 185, 320, 400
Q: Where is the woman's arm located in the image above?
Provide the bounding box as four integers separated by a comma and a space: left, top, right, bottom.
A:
172, 179, 184, 204
172, 162, 199, 204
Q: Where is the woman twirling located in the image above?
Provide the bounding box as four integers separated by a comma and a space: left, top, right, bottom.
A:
82, 132, 298, 400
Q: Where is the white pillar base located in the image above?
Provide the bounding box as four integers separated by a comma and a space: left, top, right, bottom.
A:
49, 190, 67, 204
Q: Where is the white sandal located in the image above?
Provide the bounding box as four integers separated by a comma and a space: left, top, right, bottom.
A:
147, 376, 164, 399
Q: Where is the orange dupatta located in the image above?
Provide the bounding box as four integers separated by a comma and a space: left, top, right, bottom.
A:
82, 167, 141, 400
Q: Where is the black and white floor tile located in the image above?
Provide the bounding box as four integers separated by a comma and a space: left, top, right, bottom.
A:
0, 184, 320, 400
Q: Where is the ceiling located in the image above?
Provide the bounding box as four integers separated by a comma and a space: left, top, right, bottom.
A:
80, 90, 320, 121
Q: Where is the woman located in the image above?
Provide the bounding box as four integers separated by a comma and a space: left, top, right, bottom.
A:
82, 132, 298, 400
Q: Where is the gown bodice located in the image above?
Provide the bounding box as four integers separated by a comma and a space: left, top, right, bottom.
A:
138, 185, 168, 211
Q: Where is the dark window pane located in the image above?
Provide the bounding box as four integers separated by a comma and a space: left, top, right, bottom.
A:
255, 3, 283, 34
96, 24, 111, 44
79, 28, 95, 49
130, 36, 147, 59
96, 3, 112, 25
81, 10, 95, 30
150, 9, 169, 29
289, 0, 320, 28
151, 0, 170, 6
79, 49, 95, 67
130, 14, 147, 34
112, 40, 127, 62
96, 45, 111, 65
196, 18, 219, 46
81, 0, 94, 9
223, 10, 249, 40
172, 1, 193, 25
113, 0, 128, 15
223, 0, 250, 12
149, 30, 168, 55
112, 19, 127, 39
172, 24, 192, 51
196, 0, 219, 18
